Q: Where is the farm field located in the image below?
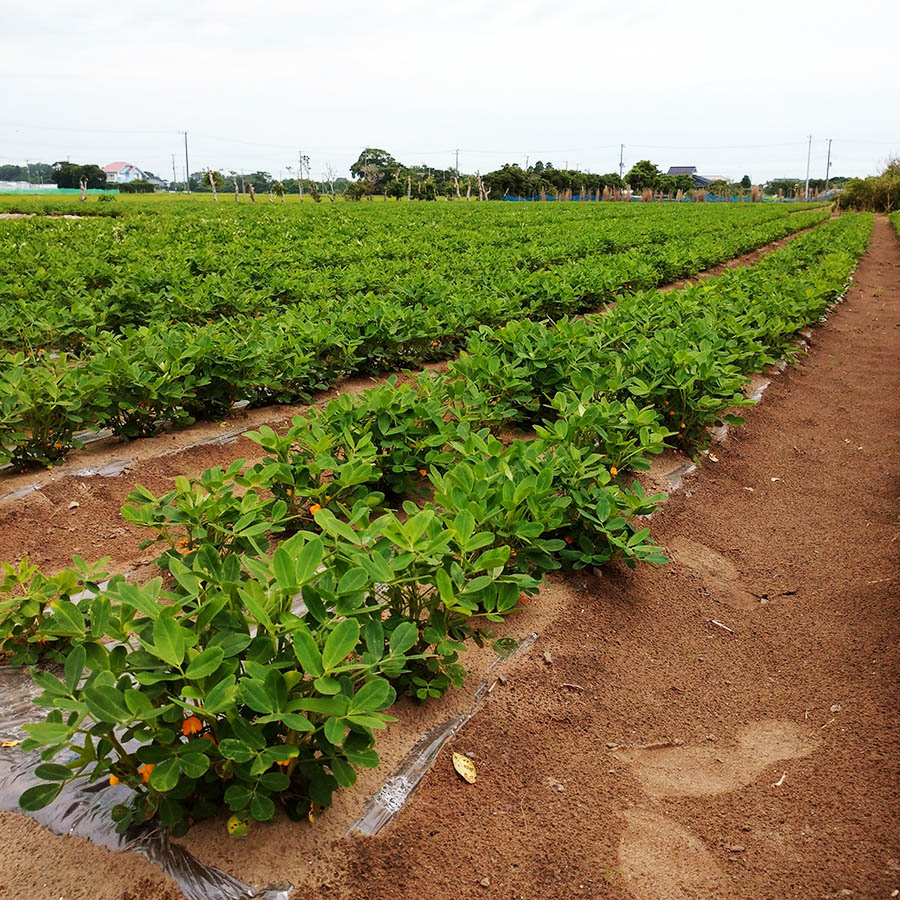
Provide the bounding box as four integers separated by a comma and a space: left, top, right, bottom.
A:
0, 202, 898, 900
0, 198, 831, 468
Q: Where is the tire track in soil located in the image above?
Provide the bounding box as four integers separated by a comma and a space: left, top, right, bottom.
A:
0, 218, 832, 578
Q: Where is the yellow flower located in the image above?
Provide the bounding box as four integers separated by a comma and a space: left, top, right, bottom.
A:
138, 763, 155, 783
610, 466, 618, 477
109, 774, 120, 786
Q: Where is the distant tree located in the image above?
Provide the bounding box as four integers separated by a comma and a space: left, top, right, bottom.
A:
0, 162, 54, 183
350, 148, 399, 193
51, 161, 107, 189
624, 159, 660, 191
706, 180, 731, 197
246, 171, 272, 192
740, 174, 752, 189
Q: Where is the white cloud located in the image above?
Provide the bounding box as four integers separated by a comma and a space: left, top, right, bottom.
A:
1, 0, 897, 180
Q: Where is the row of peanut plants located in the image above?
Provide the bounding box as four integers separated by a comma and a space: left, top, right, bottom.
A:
0, 203, 830, 468
1, 212, 871, 838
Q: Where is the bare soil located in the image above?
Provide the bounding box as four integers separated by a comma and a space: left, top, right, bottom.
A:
0, 216, 898, 900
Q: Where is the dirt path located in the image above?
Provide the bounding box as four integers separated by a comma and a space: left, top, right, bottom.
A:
0, 216, 897, 900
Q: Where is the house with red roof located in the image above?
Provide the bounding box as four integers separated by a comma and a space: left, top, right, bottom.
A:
102, 162, 147, 184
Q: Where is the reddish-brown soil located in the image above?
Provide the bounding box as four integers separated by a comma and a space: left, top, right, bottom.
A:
0, 216, 897, 900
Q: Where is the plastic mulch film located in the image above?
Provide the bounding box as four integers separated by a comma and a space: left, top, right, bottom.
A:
348, 632, 538, 837
0, 667, 293, 900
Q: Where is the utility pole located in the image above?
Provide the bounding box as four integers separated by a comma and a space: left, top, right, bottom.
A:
804, 134, 812, 201
181, 131, 191, 193
455, 148, 460, 173
619, 144, 624, 180
824, 138, 833, 192
171, 154, 177, 189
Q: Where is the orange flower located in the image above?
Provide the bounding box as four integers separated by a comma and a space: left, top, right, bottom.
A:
680, 422, 686, 429
109, 774, 120, 786
418, 468, 427, 477
610, 466, 618, 477
518, 595, 527, 605
181, 716, 203, 736
285, 488, 293, 496
564, 536, 574, 545
275, 758, 292, 767
138, 763, 155, 783
309, 503, 322, 515
176, 538, 189, 549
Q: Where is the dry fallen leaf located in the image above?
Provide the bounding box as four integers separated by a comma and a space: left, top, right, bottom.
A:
452, 751, 477, 784
1, 740, 20, 748
708, 453, 719, 463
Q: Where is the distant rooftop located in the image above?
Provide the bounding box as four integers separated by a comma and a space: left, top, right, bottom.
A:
667, 166, 697, 175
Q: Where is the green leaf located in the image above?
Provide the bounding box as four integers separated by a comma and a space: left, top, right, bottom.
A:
294, 536, 323, 585
238, 678, 274, 714
149, 757, 181, 792
323, 716, 346, 746
33, 763, 73, 782
83, 685, 130, 724
272, 547, 295, 592
291, 626, 324, 677
19, 783, 62, 811
350, 678, 393, 713
204, 675, 237, 714
218, 739, 255, 764
224, 783, 253, 810
124, 688, 154, 719
389, 621, 418, 656
185, 646, 225, 680
322, 619, 360, 672
436, 568, 454, 604
64, 644, 86, 693
250, 792, 276, 822
179, 752, 210, 779
313, 676, 342, 695
337, 567, 368, 595
47, 600, 86, 636
152, 615, 186, 667
23, 721, 72, 745
114, 580, 162, 620
280, 713, 315, 731
330, 756, 357, 788
472, 546, 511, 571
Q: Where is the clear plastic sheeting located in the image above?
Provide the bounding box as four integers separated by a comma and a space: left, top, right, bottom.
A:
348, 632, 539, 837
0, 482, 40, 502
73, 458, 134, 478
0, 667, 293, 900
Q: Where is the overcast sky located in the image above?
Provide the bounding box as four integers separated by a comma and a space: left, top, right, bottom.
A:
2, 0, 898, 183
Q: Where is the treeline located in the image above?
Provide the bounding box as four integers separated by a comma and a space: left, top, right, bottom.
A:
836, 159, 900, 212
